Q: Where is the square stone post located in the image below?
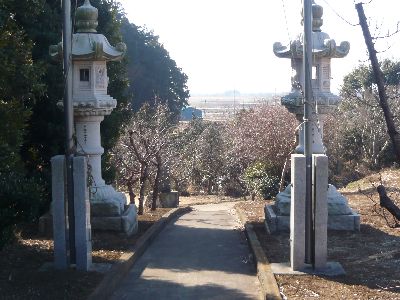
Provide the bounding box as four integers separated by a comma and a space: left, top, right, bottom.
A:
51, 155, 69, 269
290, 154, 329, 271
313, 154, 328, 269
290, 154, 306, 271
73, 156, 92, 271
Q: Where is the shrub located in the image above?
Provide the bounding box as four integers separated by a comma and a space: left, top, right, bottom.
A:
244, 162, 280, 200
0, 173, 46, 249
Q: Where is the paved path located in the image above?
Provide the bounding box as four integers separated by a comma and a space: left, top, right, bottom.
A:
111, 202, 261, 300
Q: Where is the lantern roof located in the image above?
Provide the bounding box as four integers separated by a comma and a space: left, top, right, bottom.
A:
49, 0, 126, 61
273, 0, 350, 59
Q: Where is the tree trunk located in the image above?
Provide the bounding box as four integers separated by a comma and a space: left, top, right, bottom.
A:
138, 165, 148, 215
152, 156, 162, 211
207, 179, 212, 194
377, 185, 400, 221
127, 180, 136, 205
356, 3, 400, 164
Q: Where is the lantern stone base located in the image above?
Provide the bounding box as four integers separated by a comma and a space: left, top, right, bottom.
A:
91, 204, 138, 236
264, 203, 360, 234
265, 183, 360, 233
275, 184, 356, 216
41, 185, 138, 237
90, 185, 138, 236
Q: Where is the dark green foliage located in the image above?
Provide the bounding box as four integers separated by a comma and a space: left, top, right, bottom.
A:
0, 0, 191, 245
0, 174, 47, 249
0, 0, 68, 246
0, 101, 47, 250
120, 19, 190, 115
0, 101, 28, 173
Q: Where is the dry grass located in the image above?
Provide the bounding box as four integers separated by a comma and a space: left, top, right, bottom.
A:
235, 168, 400, 300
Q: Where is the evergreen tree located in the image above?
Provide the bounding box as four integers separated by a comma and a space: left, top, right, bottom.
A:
120, 19, 190, 115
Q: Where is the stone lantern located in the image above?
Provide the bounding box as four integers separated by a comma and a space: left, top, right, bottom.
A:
50, 0, 137, 235
264, 0, 359, 232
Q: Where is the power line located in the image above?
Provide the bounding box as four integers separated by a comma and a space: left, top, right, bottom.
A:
321, 0, 359, 27
280, 0, 292, 42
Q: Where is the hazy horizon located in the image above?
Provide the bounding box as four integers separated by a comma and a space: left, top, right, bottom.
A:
119, 0, 400, 95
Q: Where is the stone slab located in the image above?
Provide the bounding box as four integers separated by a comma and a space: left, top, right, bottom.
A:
91, 204, 138, 236
271, 261, 346, 276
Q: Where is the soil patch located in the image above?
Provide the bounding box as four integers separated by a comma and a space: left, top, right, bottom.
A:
235, 169, 400, 299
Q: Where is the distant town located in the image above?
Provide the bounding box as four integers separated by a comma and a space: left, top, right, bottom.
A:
183, 92, 284, 121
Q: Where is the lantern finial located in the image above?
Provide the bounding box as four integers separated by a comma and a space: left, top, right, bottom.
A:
75, 0, 98, 33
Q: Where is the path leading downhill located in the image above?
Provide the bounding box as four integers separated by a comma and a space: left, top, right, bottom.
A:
111, 202, 262, 300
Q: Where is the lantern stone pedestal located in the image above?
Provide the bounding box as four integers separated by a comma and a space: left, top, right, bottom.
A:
265, 0, 359, 233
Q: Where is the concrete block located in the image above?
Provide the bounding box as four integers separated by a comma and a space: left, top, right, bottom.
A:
73, 156, 92, 271
51, 155, 69, 269
313, 154, 328, 269
159, 191, 179, 208
290, 154, 306, 271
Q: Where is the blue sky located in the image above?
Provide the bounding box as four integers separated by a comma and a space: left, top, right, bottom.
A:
119, 0, 400, 95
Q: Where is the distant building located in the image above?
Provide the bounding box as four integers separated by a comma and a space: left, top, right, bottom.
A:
180, 106, 203, 121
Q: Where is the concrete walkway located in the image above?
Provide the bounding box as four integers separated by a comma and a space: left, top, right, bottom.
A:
111, 202, 261, 300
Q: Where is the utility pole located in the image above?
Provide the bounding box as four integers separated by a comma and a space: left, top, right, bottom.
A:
356, 2, 400, 164
303, 0, 315, 267
62, 0, 76, 264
